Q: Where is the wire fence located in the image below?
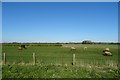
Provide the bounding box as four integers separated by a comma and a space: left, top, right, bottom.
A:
2, 53, 118, 67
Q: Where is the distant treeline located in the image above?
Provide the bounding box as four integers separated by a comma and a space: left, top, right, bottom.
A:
2, 43, 63, 46
2, 42, 120, 46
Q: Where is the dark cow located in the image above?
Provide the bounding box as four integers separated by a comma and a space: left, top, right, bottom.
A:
18, 45, 26, 50
20, 45, 26, 49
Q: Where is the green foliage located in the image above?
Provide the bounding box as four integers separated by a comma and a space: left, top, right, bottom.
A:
2, 43, 62, 46
82, 40, 93, 44
2, 65, 120, 78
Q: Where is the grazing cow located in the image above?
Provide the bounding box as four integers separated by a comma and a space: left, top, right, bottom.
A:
70, 47, 76, 51
105, 48, 109, 51
20, 45, 26, 49
84, 47, 87, 50
18, 45, 26, 50
103, 52, 112, 56
102, 48, 112, 56
103, 48, 110, 52
18, 47, 22, 50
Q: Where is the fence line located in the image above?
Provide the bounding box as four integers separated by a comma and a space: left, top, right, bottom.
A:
2, 53, 118, 67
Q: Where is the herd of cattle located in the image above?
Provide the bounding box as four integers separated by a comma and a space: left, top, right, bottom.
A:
70, 47, 112, 56
18, 45, 112, 56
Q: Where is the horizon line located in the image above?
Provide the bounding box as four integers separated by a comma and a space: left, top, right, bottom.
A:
1, 41, 119, 43
2, 0, 120, 2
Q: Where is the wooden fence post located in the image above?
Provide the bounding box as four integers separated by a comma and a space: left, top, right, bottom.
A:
73, 54, 76, 65
3, 53, 6, 65
33, 53, 36, 65
62, 54, 63, 66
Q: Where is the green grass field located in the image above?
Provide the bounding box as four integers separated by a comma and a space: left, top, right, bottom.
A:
2, 43, 119, 78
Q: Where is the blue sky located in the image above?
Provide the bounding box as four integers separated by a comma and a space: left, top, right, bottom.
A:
2, 2, 118, 43
0, 2, 2, 43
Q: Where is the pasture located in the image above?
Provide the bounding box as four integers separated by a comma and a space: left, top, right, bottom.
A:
2, 43, 119, 78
